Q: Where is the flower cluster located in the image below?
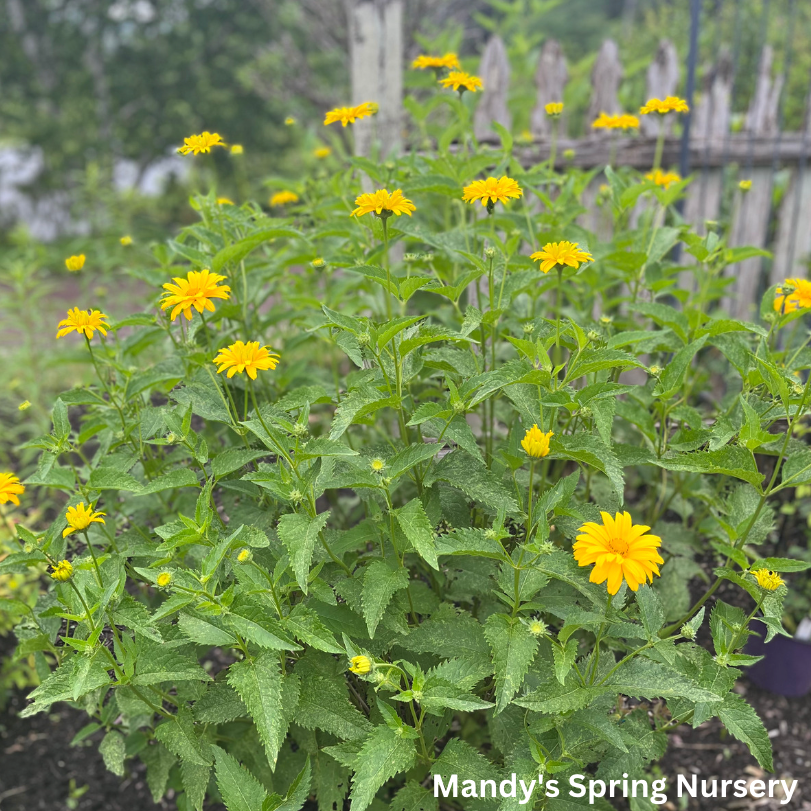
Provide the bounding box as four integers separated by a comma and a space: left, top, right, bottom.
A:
178, 131, 225, 155
592, 112, 639, 130
640, 96, 689, 115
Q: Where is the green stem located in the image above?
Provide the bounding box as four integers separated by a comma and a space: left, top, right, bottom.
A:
83, 530, 104, 587
381, 216, 392, 320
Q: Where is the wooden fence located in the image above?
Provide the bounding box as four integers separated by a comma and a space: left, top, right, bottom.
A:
346, 0, 811, 321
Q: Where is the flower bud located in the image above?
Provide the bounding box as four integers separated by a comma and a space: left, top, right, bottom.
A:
680, 623, 696, 640
349, 655, 372, 675
357, 333, 370, 346
157, 571, 172, 588
484, 247, 496, 259
50, 559, 73, 582
311, 257, 326, 268
370, 458, 386, 473
528, 618, 548, 637
237, 548, 252, 564
289, 489, 304, 504
522, 323, 535, 334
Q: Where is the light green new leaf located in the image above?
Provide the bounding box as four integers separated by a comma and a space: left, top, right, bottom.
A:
395, 498, 439, 570
552, 638, 579, 685
483, 613, 538, 713
361, 560, 410, 637
348, 725, 416, 811
635, 585, 665, 639
99, 730, 126, 776
277, 510, 331, 593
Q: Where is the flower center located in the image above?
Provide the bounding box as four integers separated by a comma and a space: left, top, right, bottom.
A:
607, 536, 629, 555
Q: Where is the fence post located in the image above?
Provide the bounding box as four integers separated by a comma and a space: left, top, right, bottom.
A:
346, 0, 403, 158
586, 40, 623, 133
640, 40, 680, 137
474, 35, 512, 140
530, 39, 568, 137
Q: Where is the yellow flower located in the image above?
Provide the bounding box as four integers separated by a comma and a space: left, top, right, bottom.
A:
18, 401, 31, 411
269, 190, 299, 207
50, 560, 74, 582
412, 53, 461, 71
65, 254, 86, 272
462, 176, 523, 208
351, 188, 416, 218
439, 71, 483, 93
284, 116, 296, 126
120, 235, 133, 246
645, 169, 681, 189
178, 131, 225, 155
157, 571, 172, 587
230, 144, 244, 155
528, 618, 548, 637
592, 112, 639, 130
0, 473, 24, 506
530, 241, 593, 274
237, 548, 252, 563
774, 278, 811, 314
574, 511, 664, 594
56, 308, 109, 340
349, 655, 372, 675
63, 502, 106, 538
214, 340, 280, 380
313, 146, 332, 159
521, 425, 553, 458
311, 257, 326, 268
640, 96, 689, 115
545, 101, 563, 117
370, 458, 386, 473
752, 569, 784, 591
160, 269, 231, 322
217, 197, 234, 206
324, 102, 377, 127
739, 179, 752, 191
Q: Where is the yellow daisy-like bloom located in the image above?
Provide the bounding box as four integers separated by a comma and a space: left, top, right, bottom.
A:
230, 144, 244, 155
752, 569, 784, 591
50, 560, 74, 582
645, 169, 681, 189
160, 269, 231, 322
521, 425, 553, 458
63, 502, 106, 538
284, 116, 296, 126
370, 458, 386, 473
462, 176, 523, 208
351, 188, 416, 218
545, 101, 564, 117
574, 511, 664, 594
157, 571, 172, 587
324, 102, 377, 127
439, 71, 483, 93
269, 190, 299, 207
237, 548, 252, 563
739, 179, 752, 191
592, 112, 640, 130
217, 197, 234, 206
56, 308, 109, 340
178, 131, 225, 155
412, 53, 461, 71
774, 278, 811, 314
214, 340, 280, 380
120, 235, 133, 246
65, 254, 86, 272
530, 241, 593, 274
313, 146, 332, 159
0, 472, 25, 506
349, 655, 372, 675
640, 96, 689, 115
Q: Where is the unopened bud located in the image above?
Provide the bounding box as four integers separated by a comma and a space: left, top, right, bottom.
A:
237, 548, 252, 563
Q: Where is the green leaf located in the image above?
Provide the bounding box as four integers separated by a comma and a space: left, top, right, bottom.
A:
483, 613, 538, 714
298, 436, 358, 460
395, 499, 439, 570
277, 511, 331, 593
139, 468, 199, 495
752, 557, 811, 573
552, 638, 579, 685
426, 450, 518, 513
211, 227, 303, 273
142, 741, 176, 803
391, 781, 439, 811
181, 761, 211, 811
361, 560, 410, 637
229, 604, 301, 651
213, 745, 269, 811
178, 613, 238, 647
87, 467, 142, 491
636, 585, 665, 639
717, 693, 773, 771
227, 654, 287, 767
263, 757, 312, 811
552, 434, 624, 502
348, 725, 416, 811
212, 449, 267, 478
52, 398, 70, 441
284, 604, 344, 654
154, 705, 212, 766
71, 649, 112, 701
653, 336, 708, 399
99, 730, 126, 776
132, 637, 212, 686
294, 672, 373, 741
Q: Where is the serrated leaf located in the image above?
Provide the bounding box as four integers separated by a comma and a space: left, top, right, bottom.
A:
294, 673, 372, 741
483, 613, 538, 713
717, 693, 773, 771
155, 705, 212, 766
395, 498, 439, 570
178, 613, 238, 647
142, 741, 176, 803
99, 730, 126, 776
213, 745, 269, 811
552, 638, 579, 685
348, 725, 416, 811
181, 761, 211, 811
277, 511, 331, 593
636, 585, 665, 639
361, 560, 410, 637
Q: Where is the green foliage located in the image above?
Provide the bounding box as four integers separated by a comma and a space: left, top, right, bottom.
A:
6, 74, 810, 811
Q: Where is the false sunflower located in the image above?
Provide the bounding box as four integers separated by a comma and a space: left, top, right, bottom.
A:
0, 472, 24, 506
412, 53, 461, 71
65, 254, 86, 272
592, 112, 639, 130
462, 176, 523, 208
160, 269, 231, 322
530, 241, 593, 274
640, 96, 689, 115
324, 102, 377, 127
439, 71, 483, 94
214, 341, 280, 379
545, 102, 564, 117
774, 279, 811, 314
178, 131, 225, 155
351, 189, 415, 218
646, 169, 681, 189
753, 569, 784, 591
63, 502, 106, 538
270, 190, 299, 207
349, 655, 372, 675
56, 308, 109, 340
50, 560, 74, 582
521, 425, 553, 458
313, 146, 332, 159
574, 511, 664, 594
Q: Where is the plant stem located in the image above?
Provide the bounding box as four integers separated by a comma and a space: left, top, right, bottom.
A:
381, 216, 392, 320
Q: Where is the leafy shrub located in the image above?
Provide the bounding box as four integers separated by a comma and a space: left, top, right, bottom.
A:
3, 90, 811, 811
